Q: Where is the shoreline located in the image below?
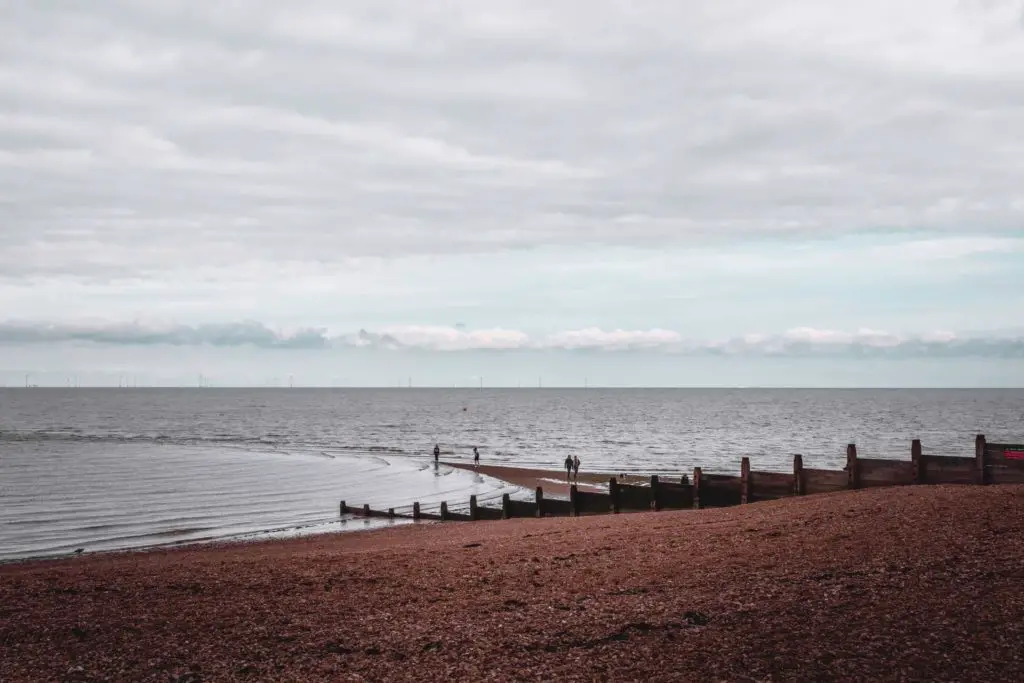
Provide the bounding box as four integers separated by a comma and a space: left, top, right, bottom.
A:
2, 462, 635, 565
2, 485, 1021, 681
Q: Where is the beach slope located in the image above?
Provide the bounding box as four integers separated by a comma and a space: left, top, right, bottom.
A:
2, 485, 1022, 682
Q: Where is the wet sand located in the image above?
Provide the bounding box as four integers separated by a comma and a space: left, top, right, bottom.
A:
2, 484, 1022, 682
445, 461, 652, 497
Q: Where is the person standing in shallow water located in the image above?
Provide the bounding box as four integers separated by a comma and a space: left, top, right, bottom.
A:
573, 455, 581, 481
433, 444, 440, 463
564, 455, 574, 481
473, 446, 480, 467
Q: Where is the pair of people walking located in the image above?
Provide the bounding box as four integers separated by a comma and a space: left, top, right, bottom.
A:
564, 454, 580, 481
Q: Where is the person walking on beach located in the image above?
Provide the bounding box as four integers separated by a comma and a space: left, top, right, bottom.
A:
433, 444, 440, 463
564, 455, 574, 481
573, 455, 581, 480
473, 446, 480, 467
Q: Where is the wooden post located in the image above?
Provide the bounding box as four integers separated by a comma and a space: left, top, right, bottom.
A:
650, 475, 661, 511
440, 501, 448, 521
535, 486, 544, 518
388, 508, 394, 520
340, 500, 347, 515
570, 485, 579, 517
363, 503, 371, 517
793, 454, 804, 495
413, 502, 421, 520
846, 444, 859, 489
911, 440, 924, 484
609, 477, 620, 514
501, 493, 511, 520
976, 434, 988, 485
692, 467, 702, 509
740, 457, 751, 504
469, 495, 478, 521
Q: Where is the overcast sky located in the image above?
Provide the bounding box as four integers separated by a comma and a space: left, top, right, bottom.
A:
2, 1, 1023, 386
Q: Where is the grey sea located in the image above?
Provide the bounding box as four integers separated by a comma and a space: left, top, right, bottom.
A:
2, 388, 1022, 561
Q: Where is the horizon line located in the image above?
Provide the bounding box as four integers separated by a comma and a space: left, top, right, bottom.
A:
2, 385, 1022, 391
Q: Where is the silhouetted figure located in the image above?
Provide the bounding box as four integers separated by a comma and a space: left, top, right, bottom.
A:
564, 455, 574, 481
573, 455, 581, 480
473, 446, 480, 467
433, 444, 440, 463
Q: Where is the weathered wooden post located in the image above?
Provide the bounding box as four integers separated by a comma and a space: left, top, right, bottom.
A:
502, 493, 511, 520
388, 508, 395, 520
846, 444, 859, 489
469, 494, 478, 521
363, 503, 371, 517
609, 477, 620, 513
692, 467, 702, 509
650, 475, 661, 511
570, 485, 579, 517
535, 486, 544, 518
740, 457, 751, 504
911, 440, 924, 484
976, 434, 988, 485
440, 501, 449, 521
340, 500, 347, 515
793, 454, 804, 495
413, 502, 421, 520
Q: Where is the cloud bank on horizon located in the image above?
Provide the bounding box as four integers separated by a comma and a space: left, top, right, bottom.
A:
1, 319, 1022, 358
2, 1, 1024, 384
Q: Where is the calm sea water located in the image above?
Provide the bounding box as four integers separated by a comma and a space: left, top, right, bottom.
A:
2, 388, 1022, 561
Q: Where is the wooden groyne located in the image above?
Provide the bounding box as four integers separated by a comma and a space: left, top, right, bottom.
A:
341, 434, 1024, 523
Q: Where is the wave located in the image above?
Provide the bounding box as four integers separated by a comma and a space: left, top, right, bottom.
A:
0, 429, 412, 458
0, 429, 269, 446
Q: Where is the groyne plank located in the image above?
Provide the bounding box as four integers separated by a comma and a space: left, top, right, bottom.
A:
657, 482, 693, 509
617, 483, 652, 511
922, 455, 976, 484
505, 499, 537, 518
541, 498, 573, 517
475, 507, 505, 521
803, 468, 847, 495
701, 474, 741, 507
575, 490, 611, 514
749, 471, 794, 500
858, 458, 915, 488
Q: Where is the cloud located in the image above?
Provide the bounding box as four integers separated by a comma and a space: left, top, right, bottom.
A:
542, 327, 682, 350
0, 320, 329, 349
699, 328, 1024, 359
338, 326, 530, 351
2, 319, 1022, 358
3, 0, 1024, 285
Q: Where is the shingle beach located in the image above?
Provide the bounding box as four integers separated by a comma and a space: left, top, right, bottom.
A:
2, 484, 1022, 682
